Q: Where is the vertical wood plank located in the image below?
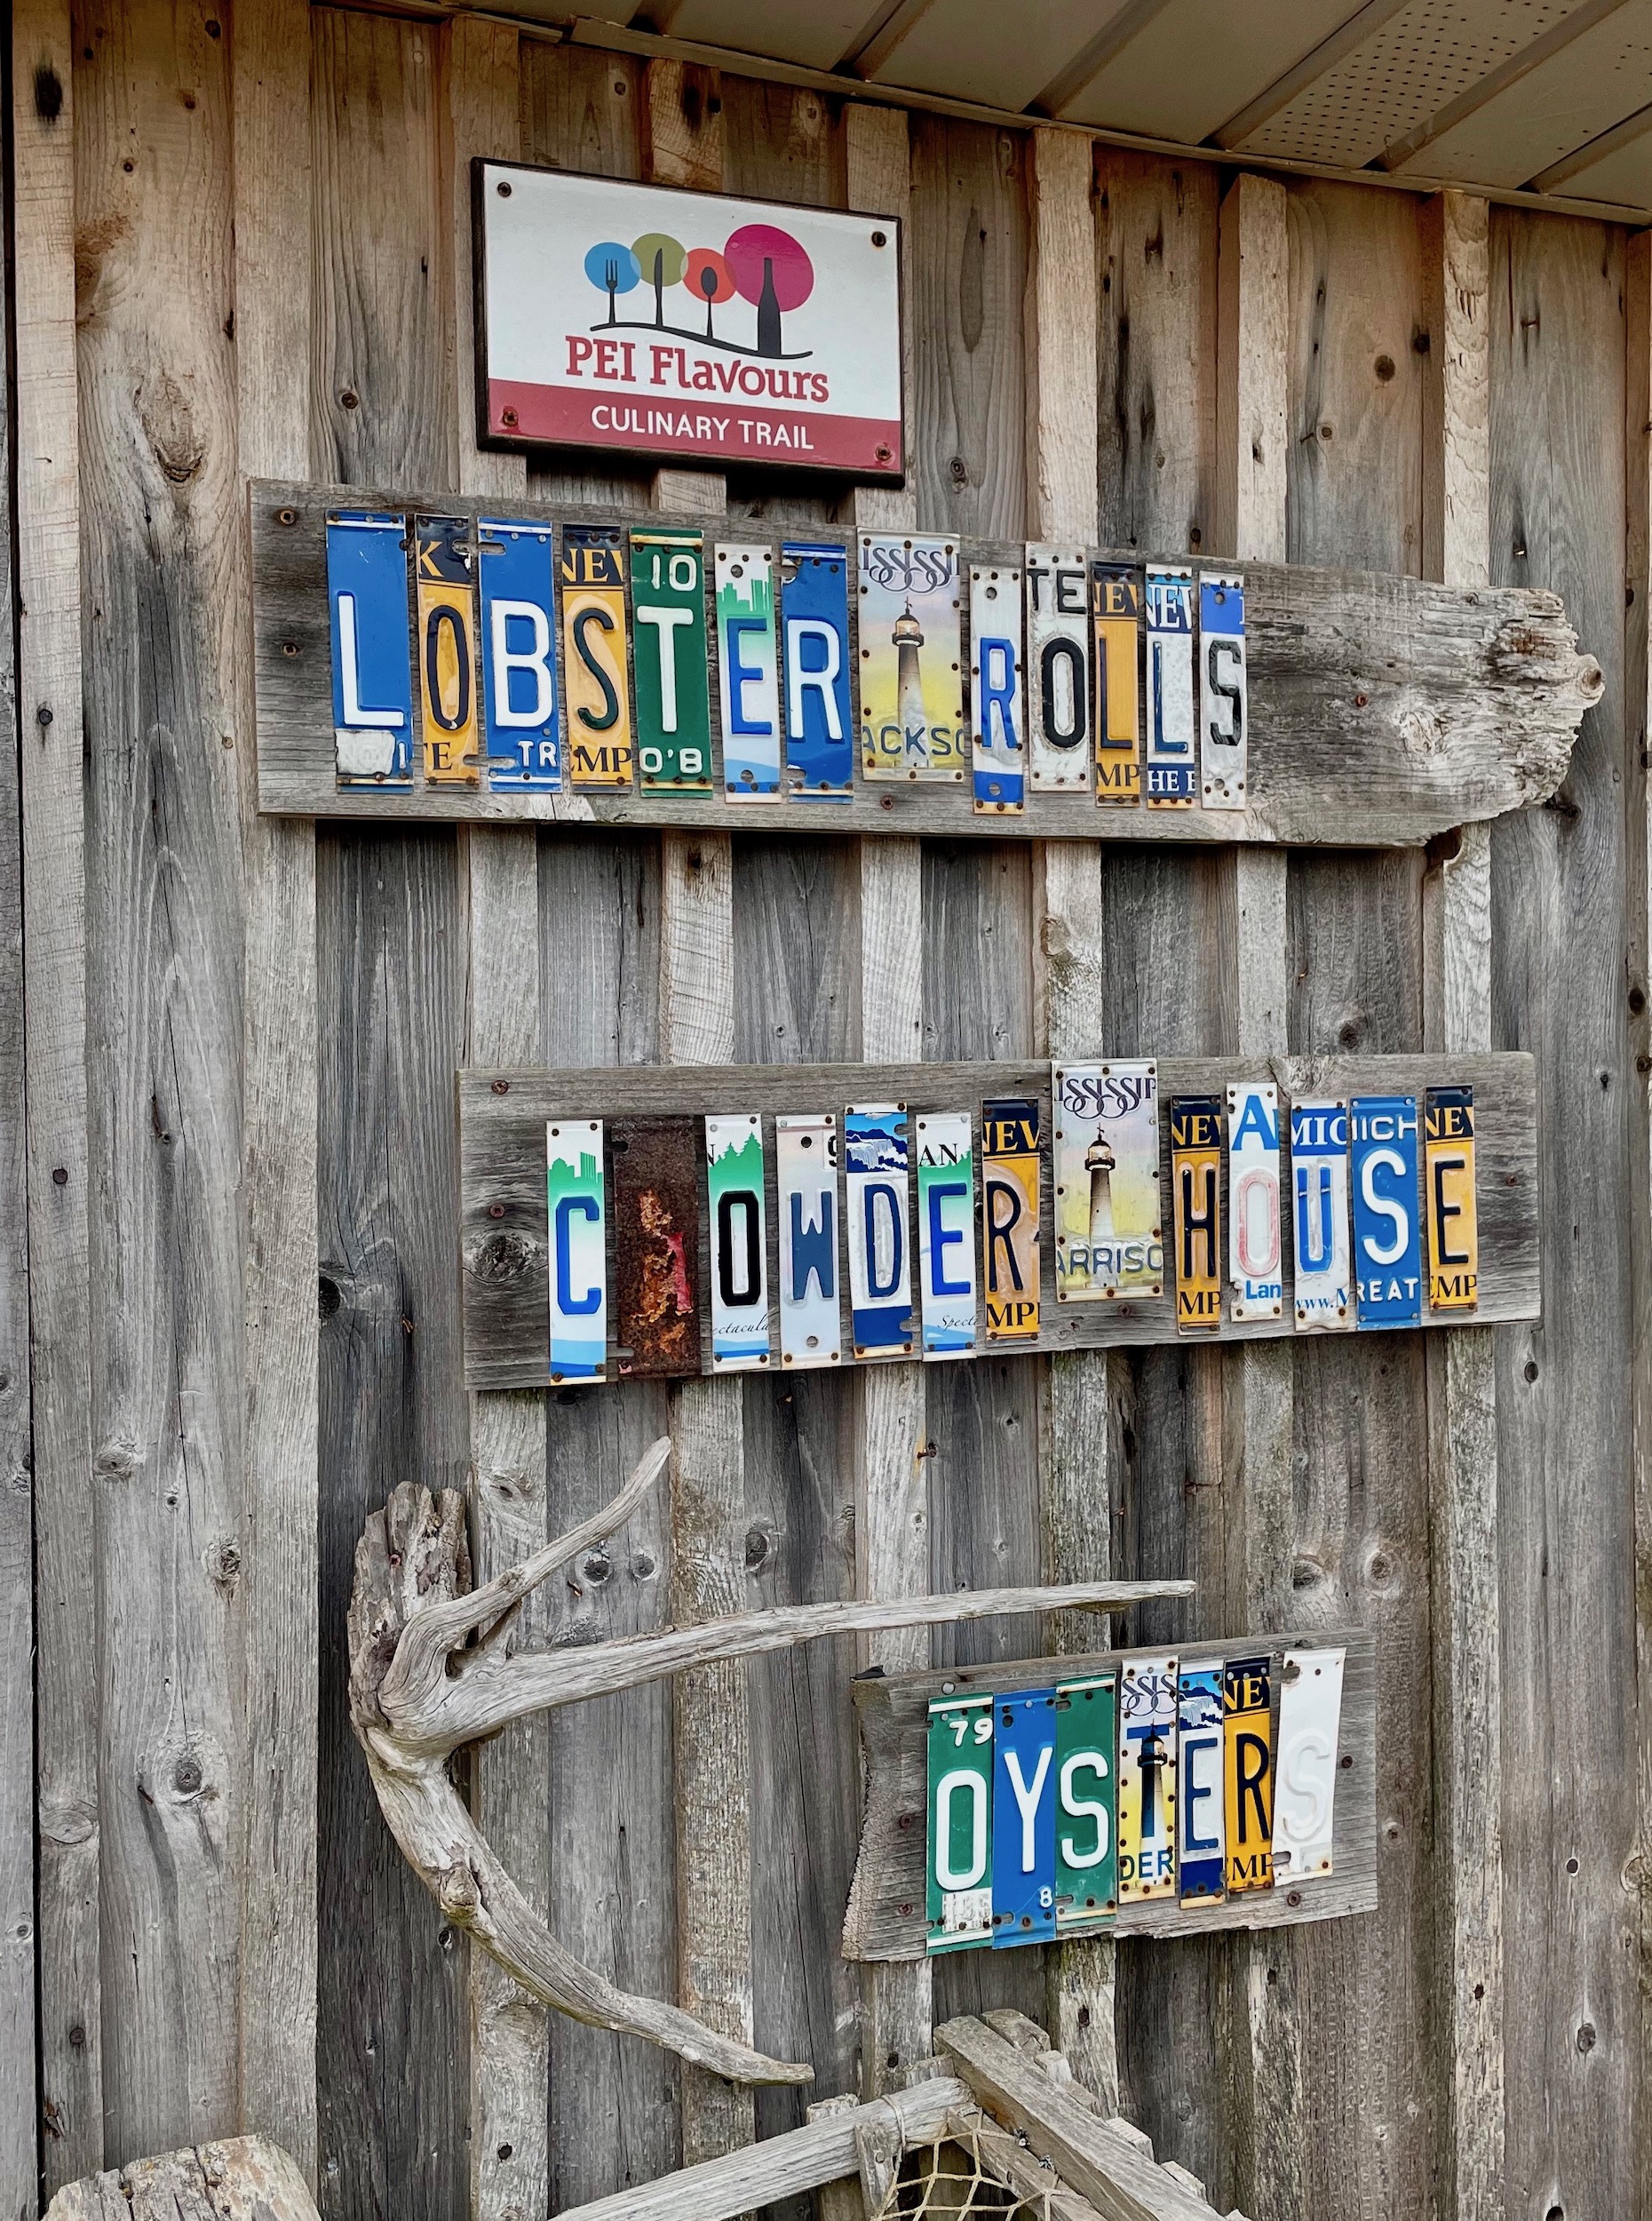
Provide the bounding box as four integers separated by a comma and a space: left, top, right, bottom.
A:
640, 60, 751, 2170
0, 47, 37, 2219
1096, 154, 1219, 559
1419, 187, 1504, 2221
1490, 207, 1633, 2221
538, 831, 674, 2214
1022, 121, 1119, 2114
844, 99, 933, 2099
310, 19, 472, 2214
1629, 222, 1652, 2221
78, 0, 250, 2159
905, 135, 1034, 2055
439, 23, 552, 2221
909, 116, 1028, 542
13, 0, 98, 2186
234, 0, 319, 2184
517, 55, 675, 2208
1283, 177, 1434, 2221
1214, 171, 1299, 2221
1091, 151, 1225, 2188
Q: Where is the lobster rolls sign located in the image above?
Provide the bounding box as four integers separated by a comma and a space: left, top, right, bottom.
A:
476, 163, 904, 479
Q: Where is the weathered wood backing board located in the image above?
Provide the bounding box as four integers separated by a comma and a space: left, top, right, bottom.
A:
1490, 205, 1637, 2221
843, 1629, 1375, 1960
250, 475, 1589, 844
309, 15, 473, 2217
459, 1052, 1537, 1386
1279, 179, 1437, 2221
1091, 148, 1238, 2199
17, 12, 1640, 2221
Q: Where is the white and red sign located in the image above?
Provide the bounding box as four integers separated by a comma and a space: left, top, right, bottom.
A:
476, 163, 904, 479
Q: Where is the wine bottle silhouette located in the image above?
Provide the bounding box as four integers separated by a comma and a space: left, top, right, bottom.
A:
756, 256, 781, 356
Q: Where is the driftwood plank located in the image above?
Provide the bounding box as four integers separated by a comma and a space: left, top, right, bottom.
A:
934, 2018, 1238, 2221
458, 1053, 1539, 1387
548, 2077, 968, 2221
14, 0, 99, 2187
250, 478, 1600, 845
1491, 205, 1637, 2221
44, 2137, 320, 2221
843, 1629, 1376, 1962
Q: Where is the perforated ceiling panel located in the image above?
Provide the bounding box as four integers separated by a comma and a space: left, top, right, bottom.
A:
1233, 0, 1594, 166
1390, 0, 1652, 186
1544, 109, 1652, 197
1052, 0, 1368, 141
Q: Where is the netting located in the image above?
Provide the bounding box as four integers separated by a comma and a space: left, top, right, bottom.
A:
870, 2113, 1065, 2221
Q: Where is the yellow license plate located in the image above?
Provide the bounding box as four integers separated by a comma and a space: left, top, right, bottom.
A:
1224, 1653, 1274, 1894
1425, 1085, 1478, 1310
1092, 563, 1140, 806
1171, 1094, 1222, 1331
981, 1096, 1041, 1340
415, 514, 480, 784
561, 524, 633, 787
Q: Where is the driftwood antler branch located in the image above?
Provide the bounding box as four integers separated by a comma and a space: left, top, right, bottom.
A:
348, 1437, 1195, 2089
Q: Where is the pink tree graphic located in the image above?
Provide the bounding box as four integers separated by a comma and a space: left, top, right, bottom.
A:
723, 225, 814, 357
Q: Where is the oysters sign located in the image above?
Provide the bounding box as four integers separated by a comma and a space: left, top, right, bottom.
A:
475, 162, 904, 479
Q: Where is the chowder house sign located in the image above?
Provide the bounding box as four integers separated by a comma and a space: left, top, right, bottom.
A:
475, 163, 905, 478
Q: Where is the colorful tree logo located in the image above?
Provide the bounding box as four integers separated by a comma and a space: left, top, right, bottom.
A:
584, 221, 814, 358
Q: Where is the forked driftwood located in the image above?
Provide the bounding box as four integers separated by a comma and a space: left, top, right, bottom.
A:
348, 1437, 1195, 2088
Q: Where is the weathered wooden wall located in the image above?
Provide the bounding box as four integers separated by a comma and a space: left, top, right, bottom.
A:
4, 8, 1641, 2221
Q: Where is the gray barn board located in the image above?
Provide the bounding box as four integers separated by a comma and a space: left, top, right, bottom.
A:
842, 1630, 1377, 1962
249, 478, 1596, 846
7, 14, 1648, 2221
458, 1052, 1539, 1385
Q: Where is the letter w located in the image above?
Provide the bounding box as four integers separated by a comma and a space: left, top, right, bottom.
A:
790, 1190, 835, 1300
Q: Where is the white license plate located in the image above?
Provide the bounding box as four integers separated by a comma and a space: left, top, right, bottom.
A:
705, 1115, 771, 1370
917, 1111, 977, 1357
547, 1118, 607, 1382
1272, 1646, 1345, 1883
1027, 547, 1090, 791
715, 545, 782, 800
1117, 1653, 1178, 1902
1291, 1098, 1352, 1332
1144, 564, 1195, 807
776, 1113, 841, 1367
970, 562, 1026, 813
1227, 1082, 1283, 1320
859, 534, 966, 781
1199, 570, 1246, 808
846, 1103, 915, 1357
1053, 1062, 1162, 1301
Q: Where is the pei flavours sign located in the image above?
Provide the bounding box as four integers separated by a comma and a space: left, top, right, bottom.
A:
474, 163, 905, 479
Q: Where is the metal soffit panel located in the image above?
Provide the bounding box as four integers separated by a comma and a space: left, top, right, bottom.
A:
1228, 0, 1596, 166
856, 0, 1135, 113
561, 0, 1652, 215
1386, 0, 1652, 185
1045, 0, 1370, 139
